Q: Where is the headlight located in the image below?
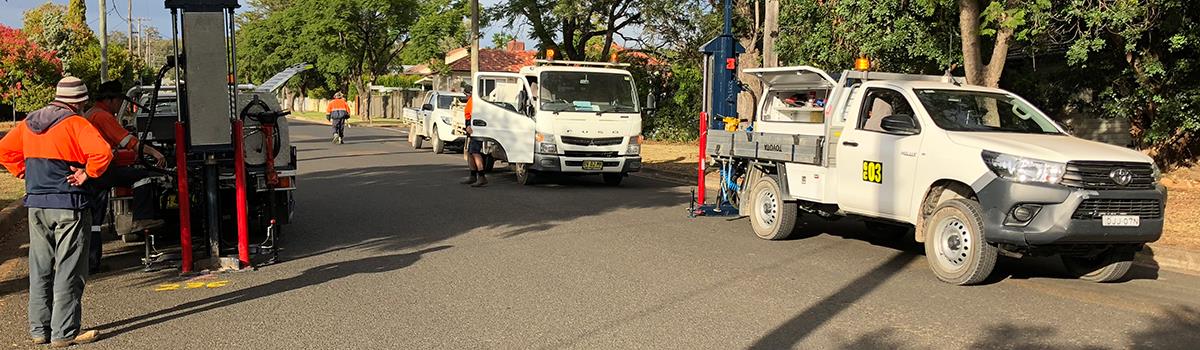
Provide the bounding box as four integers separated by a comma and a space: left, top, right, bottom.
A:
1152, 162, 1163, 182
626, 135, 642, 155
536, 133, 557, 154
440, 116, 452, 125
981, 150, 1065, 184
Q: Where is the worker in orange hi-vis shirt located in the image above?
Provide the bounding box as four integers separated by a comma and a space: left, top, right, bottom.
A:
326, 92, 351, 144
83, 81, 168, 274
461, 93, 487, 187
0, 77, 107, 347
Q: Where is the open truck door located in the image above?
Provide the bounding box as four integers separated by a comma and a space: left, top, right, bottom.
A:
470, 72, 536, 164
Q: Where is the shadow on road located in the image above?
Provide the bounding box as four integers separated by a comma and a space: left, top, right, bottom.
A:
747, 252, 919, 349
96, 244, 452, 338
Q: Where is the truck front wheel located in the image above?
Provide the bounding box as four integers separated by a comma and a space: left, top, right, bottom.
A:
923, 199, 998, 285
749, 176, 797, 240
1061, 246, 1136, 283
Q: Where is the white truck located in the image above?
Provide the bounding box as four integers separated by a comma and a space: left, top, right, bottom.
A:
405, 90, 468, 154
468, 60, 645, 186
708, 66, 1166, 285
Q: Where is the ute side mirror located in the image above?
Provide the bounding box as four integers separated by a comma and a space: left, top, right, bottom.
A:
880, 114, 920, 135
421, 103, 434, 111
644, 92, 657, 111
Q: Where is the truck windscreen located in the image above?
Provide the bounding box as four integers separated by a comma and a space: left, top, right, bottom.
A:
916, 90, 1061, 135
539, 71, 638, 113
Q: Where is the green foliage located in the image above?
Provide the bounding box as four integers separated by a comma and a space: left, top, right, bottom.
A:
374, 74, 421, 88
399, 0, 468, 65
776, 0, 961, 73
491, 33, 516, 48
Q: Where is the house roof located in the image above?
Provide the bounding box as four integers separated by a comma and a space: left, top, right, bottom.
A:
447, 48, 537, 73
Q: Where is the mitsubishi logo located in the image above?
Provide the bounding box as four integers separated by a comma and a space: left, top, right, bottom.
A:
1110, 168, 1133, 186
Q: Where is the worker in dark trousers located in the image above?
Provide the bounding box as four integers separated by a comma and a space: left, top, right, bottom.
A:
0, 77, 109, 347
327, 92, 351, 144
83, 81, 168, 273
461, 94, 487, 187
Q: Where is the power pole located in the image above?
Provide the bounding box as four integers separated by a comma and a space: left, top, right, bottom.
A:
470, 0, 479, 85
137, 18, 146, 66
128, 0, 133, 59
99, 0, 108, 81
762, 0, 779, 68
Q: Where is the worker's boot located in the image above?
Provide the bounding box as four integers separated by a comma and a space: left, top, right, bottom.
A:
332, 133, 339, 144
471, 174, 488, 187
50, 330, 99, 348
460, 172, 477, 185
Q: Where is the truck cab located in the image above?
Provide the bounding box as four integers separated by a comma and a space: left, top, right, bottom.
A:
708, 66, 1166, 285
469, 60, 644, 185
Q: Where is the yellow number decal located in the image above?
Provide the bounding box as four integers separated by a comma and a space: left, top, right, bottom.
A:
862, 161, 883, 184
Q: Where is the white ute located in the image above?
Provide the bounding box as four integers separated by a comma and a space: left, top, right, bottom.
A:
468, 60, 645, 186
405, 90, 468, 154
709, 66, 1166, 285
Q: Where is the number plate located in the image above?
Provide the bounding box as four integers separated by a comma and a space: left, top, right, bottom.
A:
581, 160, 604, 170
1102, 215, 1140, 227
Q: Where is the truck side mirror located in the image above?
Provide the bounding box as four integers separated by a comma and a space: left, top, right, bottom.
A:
644, 92, 657, 111
422, 103, 434, 111
880, 114, 919, 135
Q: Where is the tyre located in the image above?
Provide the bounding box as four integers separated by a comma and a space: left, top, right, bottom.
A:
602, 173, 624, 186
482, 155, 496, 172
515, 163, 536, 185
1061, 247, 1136, 283
432, 126, 445, 154
748, 176, 797, 240
409, 124, 423, 149
923, 199, 998, 285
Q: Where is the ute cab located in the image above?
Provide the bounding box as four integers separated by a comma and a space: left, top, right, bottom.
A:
469, 60, 644, 185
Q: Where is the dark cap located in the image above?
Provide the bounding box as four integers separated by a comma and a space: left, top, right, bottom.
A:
93, 81, 125, 100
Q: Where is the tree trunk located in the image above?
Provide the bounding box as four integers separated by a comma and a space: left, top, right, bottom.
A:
736, 0, 763, 122
958, 0, 985, 85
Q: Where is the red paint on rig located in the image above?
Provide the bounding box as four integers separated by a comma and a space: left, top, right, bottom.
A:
232, 119, 251, 268
174, 122, 193, 273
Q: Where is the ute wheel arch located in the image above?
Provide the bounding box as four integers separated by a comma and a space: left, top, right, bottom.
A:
915, 180, 977, 243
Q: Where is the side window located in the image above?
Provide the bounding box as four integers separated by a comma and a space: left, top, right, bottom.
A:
476, 77, 524, 113
858, 88, 915, 133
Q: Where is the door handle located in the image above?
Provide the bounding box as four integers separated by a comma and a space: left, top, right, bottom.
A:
842, 141, 859, 147
901, 151, 917, 157
472, 119, 487, 127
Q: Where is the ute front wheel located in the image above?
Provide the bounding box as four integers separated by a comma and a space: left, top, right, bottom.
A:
923, 199, 997, 285
1061, 246, 1137, 283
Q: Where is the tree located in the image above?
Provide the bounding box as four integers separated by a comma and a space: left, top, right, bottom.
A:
490, 0, 643, 61
958, 0, 1051, 87
0, 25, 63, 112
22, 2, 98, 80
491, 33, 516, 49
399, 0, 468, 65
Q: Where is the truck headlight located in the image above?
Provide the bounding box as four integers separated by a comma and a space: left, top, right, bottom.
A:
536, 132, 557, 154
982, 150, 1065, 184
1152, 162, 1163, 183
626, 135, 642, 155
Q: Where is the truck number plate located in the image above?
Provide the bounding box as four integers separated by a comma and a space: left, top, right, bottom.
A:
582, 160, 604, 170
1102, 215, 1140, 227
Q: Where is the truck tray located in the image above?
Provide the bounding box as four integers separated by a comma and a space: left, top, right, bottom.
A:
706, 130, 823, 165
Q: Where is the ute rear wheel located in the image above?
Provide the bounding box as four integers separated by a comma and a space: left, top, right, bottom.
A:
748, 176, 797, 240
923, 199, 997, 285
1061, 246, 1137, 283
409, 124, 424, 149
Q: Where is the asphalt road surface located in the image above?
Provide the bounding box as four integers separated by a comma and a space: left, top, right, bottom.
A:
1, 121, 1198, 349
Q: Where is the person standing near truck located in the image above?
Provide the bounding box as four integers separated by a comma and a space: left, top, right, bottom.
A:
0, 77, 108, 346
327, 92, 351, 144
83, 81, 168, 273
461, 94, 487, 187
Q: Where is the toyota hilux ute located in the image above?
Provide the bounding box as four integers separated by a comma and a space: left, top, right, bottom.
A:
707, 66, 1166, 285
468, 60, 645, 186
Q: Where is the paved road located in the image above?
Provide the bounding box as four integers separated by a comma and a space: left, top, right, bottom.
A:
1, 121, 1198, 349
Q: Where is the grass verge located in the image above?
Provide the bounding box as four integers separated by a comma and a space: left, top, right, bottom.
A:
291, 111, 407, 128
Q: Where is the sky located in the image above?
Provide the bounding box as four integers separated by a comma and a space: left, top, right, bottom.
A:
0, 0, 530, 48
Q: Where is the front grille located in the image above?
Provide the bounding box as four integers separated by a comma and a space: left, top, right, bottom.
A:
1062, 161, 1154, 190
1071, 199, 1162, 220
561, 136, 624, 146
563, 151, 619, 158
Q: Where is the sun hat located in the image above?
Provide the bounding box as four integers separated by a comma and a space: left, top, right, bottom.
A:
334, 92, 344, 99
54, 77, 90, 104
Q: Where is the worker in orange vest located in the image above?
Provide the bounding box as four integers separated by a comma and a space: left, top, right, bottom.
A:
326, 92, 351, 144
462, 93, 487, 187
